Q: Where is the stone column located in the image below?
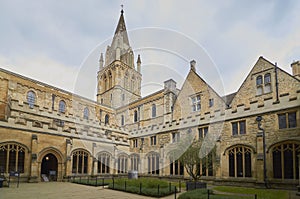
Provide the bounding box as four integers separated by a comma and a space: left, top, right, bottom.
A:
65, 139, 72, 177
139, 152, 145, 174
92, 143, 96, 176
214, 139, 221, 179
297, 154, 300, 196
256, 131, 264, 185
93, 159, 98, 176
88, 156, 93, 176
159, 146, 164, 176
29, 134, 38, 182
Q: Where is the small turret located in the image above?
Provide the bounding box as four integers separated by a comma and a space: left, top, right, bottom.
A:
137, 54, 141, 73
99, 53, 104, 70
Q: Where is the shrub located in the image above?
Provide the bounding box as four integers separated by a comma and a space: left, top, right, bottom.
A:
108, 178, 175, 197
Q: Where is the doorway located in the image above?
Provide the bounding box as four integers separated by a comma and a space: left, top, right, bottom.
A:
41, 153, 58, 181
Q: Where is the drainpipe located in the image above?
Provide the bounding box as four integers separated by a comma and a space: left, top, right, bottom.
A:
275, 63, 279, 102
256, 116, 268, 188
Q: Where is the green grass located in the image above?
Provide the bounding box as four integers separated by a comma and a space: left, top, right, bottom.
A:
178, 189, 250, 199
213, 186, 289, 199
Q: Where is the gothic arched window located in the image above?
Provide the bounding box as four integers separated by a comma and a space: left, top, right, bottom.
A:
58, 100, 66, 113
130, 154, 140, 171
147, 152, 160, 175
98, 152, 111, 174
0, 143, 26, 173
108, 71, 112, 88
170, 159, 184, 176
152, 104, 156, 118
117, 154, 128, 174
228, 146, 252, 178
105, 114, 109, 125
134, 110, 138, 122
83, 107, 89, 120
71, 149, 89, 174
121, 115, 124, 126
272, 142, 299, 179
27, 91, 36, 108
196, 152, 213, 177
104, 74, 107, 91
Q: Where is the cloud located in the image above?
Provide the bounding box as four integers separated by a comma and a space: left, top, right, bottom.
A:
0, 0, 299, 99
0, 54, 78, 93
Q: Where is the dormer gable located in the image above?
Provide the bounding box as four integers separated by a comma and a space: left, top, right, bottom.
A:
230, 56, 300, 109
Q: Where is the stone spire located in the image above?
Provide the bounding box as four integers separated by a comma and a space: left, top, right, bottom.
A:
99, 53, 104, 70
137, 54, 141, 73
113, 9, 130, 46
104, 8, 133, 67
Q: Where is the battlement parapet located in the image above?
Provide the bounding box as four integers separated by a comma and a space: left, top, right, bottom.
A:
129, 93, 299, 138
4, 99, 129, 145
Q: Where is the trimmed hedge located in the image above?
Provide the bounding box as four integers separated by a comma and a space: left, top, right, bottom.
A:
178, 189, 252, 199
108, 178, 176, 197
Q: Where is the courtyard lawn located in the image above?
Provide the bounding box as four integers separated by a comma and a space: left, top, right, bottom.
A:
213, 186, 289, 199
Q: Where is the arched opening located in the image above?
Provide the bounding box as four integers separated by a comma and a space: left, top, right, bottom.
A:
147, 152, 160, 175
105, 114, 109, 125
41, 153, 58, 181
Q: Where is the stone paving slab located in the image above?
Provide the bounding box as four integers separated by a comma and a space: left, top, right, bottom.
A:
0, 182, 180, 199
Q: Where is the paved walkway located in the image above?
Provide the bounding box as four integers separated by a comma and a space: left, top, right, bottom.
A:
0, 182, 182, 199
1, 182, 299, 199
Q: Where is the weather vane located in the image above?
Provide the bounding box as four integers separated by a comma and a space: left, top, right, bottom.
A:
121, 4, 124, 14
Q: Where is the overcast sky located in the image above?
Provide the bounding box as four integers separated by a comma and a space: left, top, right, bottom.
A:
0, 0, 299, 99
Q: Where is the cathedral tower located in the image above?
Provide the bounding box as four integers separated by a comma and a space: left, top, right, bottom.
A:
97, 9, 142, 108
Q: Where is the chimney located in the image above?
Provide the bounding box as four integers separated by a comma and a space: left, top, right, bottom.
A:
190, 60, 196, 72
164, 79, 177, 92
291, 60, 300, 80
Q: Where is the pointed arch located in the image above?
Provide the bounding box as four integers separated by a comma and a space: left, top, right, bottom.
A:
71, 148, 90, 174
105, 114, 109, 125
130, 153, 140, 171
223, 144, 256, 155
146, 151, 160, 175
225, 144, 253, 178
269, 140, 300, 180
97, 151, 111, 174
58, 100, 66, 113
117, 153, 129, 173
108, 70, 112, 88
0, 142, 28, 173
27, 90, 36, 108
152, 104, 156, 118
103, 73, 108, 91
83, 107, 89, 120
38, 147, 64, 164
